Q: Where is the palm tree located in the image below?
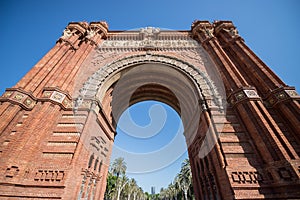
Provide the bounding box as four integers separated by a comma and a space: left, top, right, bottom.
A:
159, 188, 167, 200
136, 187, 144, 200
116, 175, 129, 200
111, 157, 127, 178
108, 157, 129, 200
177, 159, 192, 200
104, 171, 117, 200
132, 184, 140, 200
125, 178, 137, 200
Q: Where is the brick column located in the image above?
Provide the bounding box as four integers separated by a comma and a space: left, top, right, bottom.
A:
0, 21, 110, 199
61, 21, 108, 93
213, 21, 300, 139
192, 20, 300, 199
17, 22, 88, 94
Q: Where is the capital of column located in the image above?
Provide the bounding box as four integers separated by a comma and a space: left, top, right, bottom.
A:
67, 22, 89, 36
191, 20, 214, 43
83, 21, 109, 46
89, 21, 108, 38
57, 22, 89, 48
213, 21, 242, 43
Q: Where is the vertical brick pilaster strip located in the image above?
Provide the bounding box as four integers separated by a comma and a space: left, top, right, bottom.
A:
235, 99, 297, 161
30, 22, 89, 97
15, 44, 62, 90
191, 21, 248, 93
17, 25, 83, 94
191, 20, 299, 170
0, 104, 21, 133
194, 21, 299, 161
61, 22, 109, 93
191, 21, 271, 162
214, 21, 285, 93
214, 21, 300, 137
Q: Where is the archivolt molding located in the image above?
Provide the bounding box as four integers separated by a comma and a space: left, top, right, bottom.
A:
76, 53, 224, 112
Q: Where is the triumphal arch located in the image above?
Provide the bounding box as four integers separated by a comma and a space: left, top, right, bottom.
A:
0, 20, 299, 199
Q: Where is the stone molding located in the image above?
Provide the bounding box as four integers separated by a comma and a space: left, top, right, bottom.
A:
98, 31, 201, 51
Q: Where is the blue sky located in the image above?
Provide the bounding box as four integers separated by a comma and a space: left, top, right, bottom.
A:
1, 0, 299, 193
112, 101, 187, 193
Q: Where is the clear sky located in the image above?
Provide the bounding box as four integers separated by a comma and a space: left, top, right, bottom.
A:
1, 0, 299, 193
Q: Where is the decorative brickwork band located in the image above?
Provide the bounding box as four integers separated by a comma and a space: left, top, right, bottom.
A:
0, 87, 73, 110
264, 87, 300, 107
228, 87, 260, 106
231, 171, 263, 184
0, 20, 299, 200
0, 88, 36, 110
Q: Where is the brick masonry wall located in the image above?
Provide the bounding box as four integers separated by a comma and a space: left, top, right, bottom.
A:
0, 20, 299, 200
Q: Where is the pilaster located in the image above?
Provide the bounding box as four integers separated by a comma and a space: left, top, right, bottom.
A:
0, 21, 110, 199
213, 21, 285, 94
192, 20, 300, 198
213, 21, 300, 139
191, 20, 248, 93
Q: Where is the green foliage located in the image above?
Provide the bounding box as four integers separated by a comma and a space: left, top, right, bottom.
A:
158, 159, 194, 200
104, 172, 117, 199
105, 157, 194, 200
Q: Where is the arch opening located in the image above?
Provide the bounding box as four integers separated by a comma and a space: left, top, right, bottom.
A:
108, 62, 204, 141
75, 53, 227, 198
111, 100, 188, 193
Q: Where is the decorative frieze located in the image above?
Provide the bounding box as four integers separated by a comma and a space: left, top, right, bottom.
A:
0, 88, 75, 110
264, 87, 299, 107
5, 166, 19, 178
43, 88, 73, 110
97, 27, 201, 52
228, 88, 260, 106
34, 169, 64, 182
231, 171, 263, 184
0, 89, 36, 110
99, 38, 201, 50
